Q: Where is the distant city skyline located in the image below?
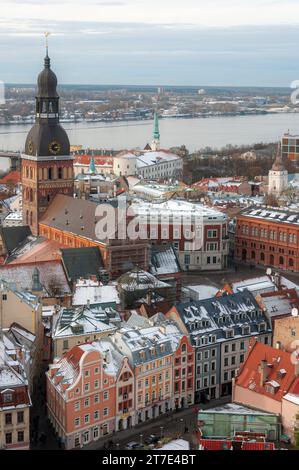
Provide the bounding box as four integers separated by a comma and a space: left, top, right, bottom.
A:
1, 0, 299, 86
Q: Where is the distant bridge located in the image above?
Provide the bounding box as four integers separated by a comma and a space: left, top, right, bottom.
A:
0, 151, 21, 171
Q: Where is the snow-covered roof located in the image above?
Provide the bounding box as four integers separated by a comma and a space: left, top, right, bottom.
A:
187, 285, 218, 301
131, 199, 227, 221
72, 280, 120, 306
53, 305, 120, 339
157, 439, 190, 450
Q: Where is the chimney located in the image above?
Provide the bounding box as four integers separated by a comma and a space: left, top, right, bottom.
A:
258, 359, 268, 386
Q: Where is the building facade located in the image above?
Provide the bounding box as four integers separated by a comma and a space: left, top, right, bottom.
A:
132, 199, 229, 271
235, 207, 299, 271
167, 290, 272, 402
0, 340, 31, 450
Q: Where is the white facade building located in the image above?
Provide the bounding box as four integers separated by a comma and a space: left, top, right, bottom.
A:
131, 199, 229, 271
113, 150, 183, 180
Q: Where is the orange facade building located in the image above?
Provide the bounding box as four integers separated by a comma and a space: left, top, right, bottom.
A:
235, 207, 299, 271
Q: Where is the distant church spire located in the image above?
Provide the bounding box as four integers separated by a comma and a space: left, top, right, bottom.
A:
268, 142, 288, 195
88, 155, 97, 175
151, 111, 160, 151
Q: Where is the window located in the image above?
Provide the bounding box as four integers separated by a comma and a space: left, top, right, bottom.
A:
84, 398, 90, 408
63, 340, 69, 350
2, 294, 7, 301
94, 380, 99, 389
3, 392, 13, 403
94, 411, 99, 420
17, 411, 24, 423
224, 358, 228, 367
93, 427, 99, 439
94, 395, 99, 404
85, 370, 90, 378
103, 408, 109, 416
84, 383, 90, 392
208, 229, 217, 238
84, 414, 90, 424
74, 401, 80, 411
74, 417, 80, 427
5, 433, 12, 445
103, 391, 109, 400
17, 431, 24, 443
5, 413, 12, 425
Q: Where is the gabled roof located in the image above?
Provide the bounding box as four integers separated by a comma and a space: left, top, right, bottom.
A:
150, 244, 180, 276
235, 342, 297, 402
0, 225, 31, 254
0, 261, 71, 296
61, 247, 105, 282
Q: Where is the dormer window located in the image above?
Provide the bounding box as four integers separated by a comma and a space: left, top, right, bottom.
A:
3, 392, 13, 403
226, 329, 234, 339
258, 322, 266, 332
242, 326, 250, 335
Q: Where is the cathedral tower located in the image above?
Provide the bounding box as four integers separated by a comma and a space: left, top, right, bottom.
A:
268, 143, 288, 196
22, 46, 74, 235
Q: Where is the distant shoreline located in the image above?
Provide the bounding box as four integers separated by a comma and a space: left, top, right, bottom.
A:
1, 109, 296, 128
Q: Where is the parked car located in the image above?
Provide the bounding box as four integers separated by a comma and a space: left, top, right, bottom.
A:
144, 434, 159, 445
126, 441, 144, 449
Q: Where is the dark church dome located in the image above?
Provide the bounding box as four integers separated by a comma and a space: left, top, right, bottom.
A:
37, 55, 59, 98
25, 122, 70, 157
24, 51, 70, 157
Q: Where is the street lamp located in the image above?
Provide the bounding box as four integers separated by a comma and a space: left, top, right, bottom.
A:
160, 426, 164, 439
180, 418, 184, 435
116, 442, 120, 451
139, 434, 143, 446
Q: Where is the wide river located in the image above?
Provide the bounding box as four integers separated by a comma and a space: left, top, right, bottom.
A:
0, 113, 299, 171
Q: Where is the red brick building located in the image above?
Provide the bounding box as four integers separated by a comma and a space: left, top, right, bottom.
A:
235, 207, 299, 271
21, 51, 74, 235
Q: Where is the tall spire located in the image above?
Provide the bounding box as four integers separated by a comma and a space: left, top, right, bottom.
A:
44, 32, 51, 69
153, 111, 160, 140
151, 111, 160, 151
272, 142, 285, 171
88, 155, 97, 175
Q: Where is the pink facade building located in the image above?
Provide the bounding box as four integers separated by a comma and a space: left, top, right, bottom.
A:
46, 340, 131, 449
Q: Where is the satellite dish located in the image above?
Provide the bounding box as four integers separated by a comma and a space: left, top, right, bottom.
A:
291, 308, 299, 317
266, 268, 272, 276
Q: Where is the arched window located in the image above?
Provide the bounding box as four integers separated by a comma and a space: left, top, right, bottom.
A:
58, 167, 63, 179
48, 168, 52, 180
26, 210, 29, 225
279, 256, 284, 265
289, 258, 294, 267
251, 251, 255, 259
260, 252, 265, 261
30, 212, 33, 226
270, 254, 274, 265
182, 343, 186, 353
29, 189, 34, 202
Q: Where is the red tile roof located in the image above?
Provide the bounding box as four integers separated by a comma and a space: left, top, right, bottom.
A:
0, 171, 21, 185
235, 342, 297, 402
74, 154, 113, 166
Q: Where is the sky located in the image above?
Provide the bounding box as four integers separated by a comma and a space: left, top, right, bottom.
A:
1, 0, 299, 86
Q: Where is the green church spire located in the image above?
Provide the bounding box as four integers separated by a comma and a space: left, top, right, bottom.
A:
153, 111, 160, 140
88, 155, 97, 175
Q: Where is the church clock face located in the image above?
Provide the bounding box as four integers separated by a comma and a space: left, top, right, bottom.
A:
49, 140, 61, 155
28, 139, 34, 155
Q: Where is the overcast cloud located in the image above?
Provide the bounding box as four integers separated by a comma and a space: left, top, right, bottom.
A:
1, 0, 299, 86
